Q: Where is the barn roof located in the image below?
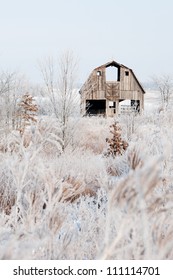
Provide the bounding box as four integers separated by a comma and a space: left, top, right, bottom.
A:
94, 60, 121, 69
94, 60, 145, 94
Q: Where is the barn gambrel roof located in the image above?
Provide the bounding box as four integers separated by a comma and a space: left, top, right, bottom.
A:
94, 60, 145, 94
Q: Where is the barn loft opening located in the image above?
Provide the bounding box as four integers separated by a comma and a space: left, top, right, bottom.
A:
106, 65, 120, 82
86, 100, 106, 115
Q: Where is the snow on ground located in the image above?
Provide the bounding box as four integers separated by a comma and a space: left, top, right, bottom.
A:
144, 90, 160, 111
0, 88, 173, 260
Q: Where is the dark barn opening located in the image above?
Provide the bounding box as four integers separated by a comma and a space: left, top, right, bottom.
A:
86, 100, 106, 115
131, 100, 140, 112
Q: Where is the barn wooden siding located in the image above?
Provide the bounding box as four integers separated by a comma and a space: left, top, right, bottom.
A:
80, 61, 145, 117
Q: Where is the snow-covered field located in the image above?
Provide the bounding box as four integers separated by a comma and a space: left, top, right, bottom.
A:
144, 90, 160, 111
0, 92, 173, 259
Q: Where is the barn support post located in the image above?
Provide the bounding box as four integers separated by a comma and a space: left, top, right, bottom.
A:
116, 100, 119, 115
106, 100, 109, 117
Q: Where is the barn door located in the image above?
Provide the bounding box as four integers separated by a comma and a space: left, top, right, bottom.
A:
106, 82, 120, 98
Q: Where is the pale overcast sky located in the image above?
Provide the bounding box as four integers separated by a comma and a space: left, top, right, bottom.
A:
0, 0, 173, 84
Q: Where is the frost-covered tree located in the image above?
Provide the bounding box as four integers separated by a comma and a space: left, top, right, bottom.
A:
106, 121, 128, 157
0, 72, 28, 131
39, 51, 79, 151
153, 75, 173, 109
17, 93, 38, 135
0, 72, 16, 130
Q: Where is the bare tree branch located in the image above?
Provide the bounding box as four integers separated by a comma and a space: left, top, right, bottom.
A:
153, 75, 173, 108
39, 51, 79, 151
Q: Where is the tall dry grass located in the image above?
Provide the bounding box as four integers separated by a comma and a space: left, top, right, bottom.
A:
0, 112, 173, 259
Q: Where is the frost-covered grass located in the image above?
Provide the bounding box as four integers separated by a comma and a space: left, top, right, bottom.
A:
0, 110, 173, 259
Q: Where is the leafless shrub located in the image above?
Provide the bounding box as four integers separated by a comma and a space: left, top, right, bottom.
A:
127, 146, 143, 170
106, 154, 129, 177
72, 117, 109, 154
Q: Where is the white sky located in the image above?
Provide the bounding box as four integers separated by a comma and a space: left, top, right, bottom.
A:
0, 0, 173, 84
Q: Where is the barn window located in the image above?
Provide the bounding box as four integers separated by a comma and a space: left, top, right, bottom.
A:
109, 101, 115, 108
109, 101, 113, 107
97, 71, 101, 76
125, 71, 129, 76
131, 100, 140, 112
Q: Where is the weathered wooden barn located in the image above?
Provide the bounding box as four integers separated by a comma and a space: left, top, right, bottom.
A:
80, 60, 145, 117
